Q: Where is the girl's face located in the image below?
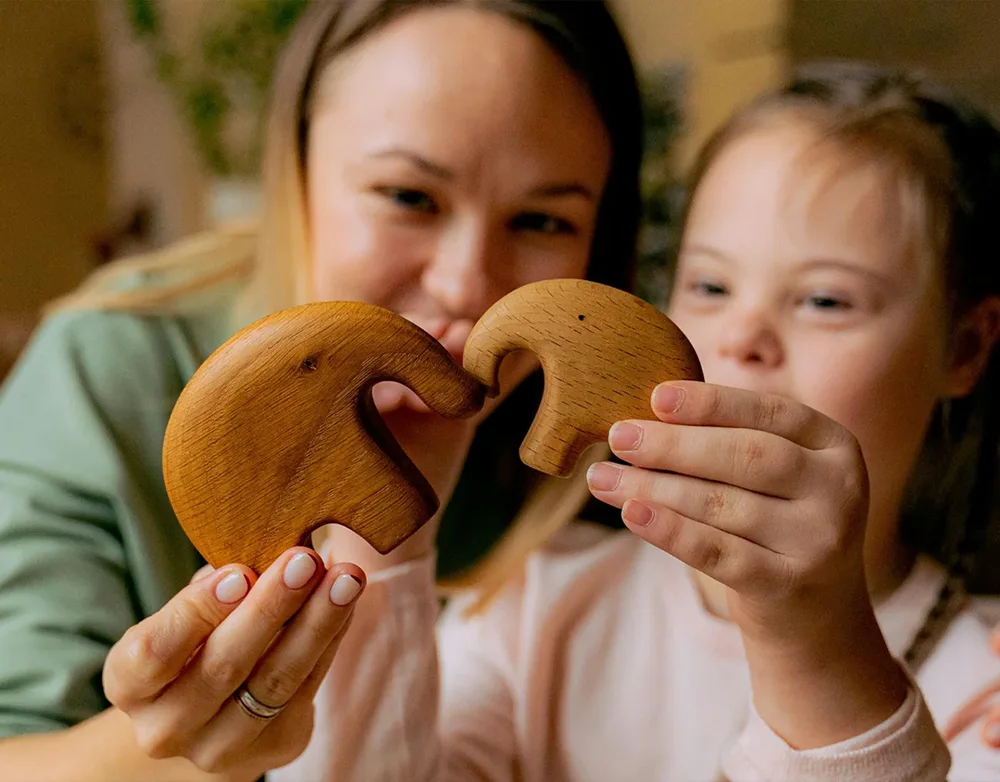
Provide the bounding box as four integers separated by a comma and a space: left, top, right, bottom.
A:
305, 6, 610, 368
668, 120, 967, 575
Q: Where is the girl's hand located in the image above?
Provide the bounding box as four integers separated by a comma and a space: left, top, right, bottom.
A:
103, 548, 364, 778
587, 380, 909, 747
587, 380, 871, 638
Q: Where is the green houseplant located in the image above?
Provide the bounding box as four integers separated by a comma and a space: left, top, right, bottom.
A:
124, 0, 308, 179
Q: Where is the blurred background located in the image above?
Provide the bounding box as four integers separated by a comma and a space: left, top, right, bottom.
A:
1, 0, 998, 593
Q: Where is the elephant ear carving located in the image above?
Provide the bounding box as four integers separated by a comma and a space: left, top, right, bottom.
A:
462, 279, 703, 477
163, 301, 485, 573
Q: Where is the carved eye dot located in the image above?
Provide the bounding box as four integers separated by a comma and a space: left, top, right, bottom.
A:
300, 356, 320, 372
578, 314, 586, 321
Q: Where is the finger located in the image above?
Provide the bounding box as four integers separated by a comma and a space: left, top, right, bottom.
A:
143, 548, 325, 732
191, 564, 215, 584
651, 381, 846, 451
587, 461, 789, 551
190, 566, 365, 768
608, 419, 807, 499
104, 566, 253, 711
621, 498, 779, 592
234, 566, 364, 715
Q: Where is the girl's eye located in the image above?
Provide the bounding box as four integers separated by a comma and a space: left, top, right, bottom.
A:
687, 279, 728, 297
376, 187, 439, 214
510, 212, 578, 236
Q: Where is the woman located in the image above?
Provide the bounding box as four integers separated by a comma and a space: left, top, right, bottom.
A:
0, 1, 641, 779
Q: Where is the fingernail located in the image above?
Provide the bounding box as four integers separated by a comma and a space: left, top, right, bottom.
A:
587, 462, 622, 492
283, 553, 318, 589
623, 499, 654, 527
652, 383, 684, 414
984, 719, 1000, 748
609, 422, 642, 451
215, 571, 249, 603
329, 574, 363, 606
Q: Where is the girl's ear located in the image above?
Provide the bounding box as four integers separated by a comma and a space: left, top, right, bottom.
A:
944, 295, 1000, 398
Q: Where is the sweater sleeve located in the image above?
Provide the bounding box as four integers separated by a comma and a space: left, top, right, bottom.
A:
0, 310, 196, 737
271, 556, 520, 782
721, 678, 951, 781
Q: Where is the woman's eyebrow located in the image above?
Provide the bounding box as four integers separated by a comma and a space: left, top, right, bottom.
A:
369, 147, 453, 180
527, 182, 596, 201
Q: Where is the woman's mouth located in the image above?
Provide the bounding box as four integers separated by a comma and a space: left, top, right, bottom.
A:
370, 315, 475, 416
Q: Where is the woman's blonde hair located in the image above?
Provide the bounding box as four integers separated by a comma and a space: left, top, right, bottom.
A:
51, 0, 646, 611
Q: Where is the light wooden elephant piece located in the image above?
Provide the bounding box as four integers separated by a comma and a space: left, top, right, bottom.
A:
462, 278, 703, 477
163, 280, 701, 572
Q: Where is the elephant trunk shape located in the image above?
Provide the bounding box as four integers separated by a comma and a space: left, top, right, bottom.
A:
463, 279, 703, 477
163, 301, 485, 573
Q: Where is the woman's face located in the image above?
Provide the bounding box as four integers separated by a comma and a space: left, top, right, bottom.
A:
667, 120, 958, 577
306, 6, 610, 369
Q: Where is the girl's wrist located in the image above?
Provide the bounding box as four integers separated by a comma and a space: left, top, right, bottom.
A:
740, 596, 909, 749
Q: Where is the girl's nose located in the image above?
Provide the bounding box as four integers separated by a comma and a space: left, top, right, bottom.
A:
717, 308, 785, 369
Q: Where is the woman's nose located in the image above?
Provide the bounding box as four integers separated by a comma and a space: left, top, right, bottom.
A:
421, 223, 501, 320
717, 307, 784, 368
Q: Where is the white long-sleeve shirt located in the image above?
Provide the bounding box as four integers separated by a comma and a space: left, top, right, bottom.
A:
274, 523, 1000, 781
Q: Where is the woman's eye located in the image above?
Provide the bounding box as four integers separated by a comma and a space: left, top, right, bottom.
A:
803, 293, 853, 311
376, 187, 438, 214
511, 212, 578, 236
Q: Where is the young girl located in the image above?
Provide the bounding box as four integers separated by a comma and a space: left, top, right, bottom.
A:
256, 62, 997, 779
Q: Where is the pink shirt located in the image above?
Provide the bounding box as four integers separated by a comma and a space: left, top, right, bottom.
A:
274, 523, 1000, 781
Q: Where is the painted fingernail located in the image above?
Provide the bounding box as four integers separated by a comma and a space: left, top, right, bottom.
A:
609, 422, 642, 451
587, 462, 622, 492
215, 571, 249, 604
283, 553, 317, 589
652, 383, 684, 414
623, 500, 654, 527
984, 719, 1000, 748
329, 574, 363, 606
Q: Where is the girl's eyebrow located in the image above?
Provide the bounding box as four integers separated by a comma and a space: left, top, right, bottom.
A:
797, 258, 895, 287
679, 243, 734, 262
682, 244, 896, 288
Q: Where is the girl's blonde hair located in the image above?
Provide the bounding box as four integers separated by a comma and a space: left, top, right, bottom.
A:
50, 0, 645, 610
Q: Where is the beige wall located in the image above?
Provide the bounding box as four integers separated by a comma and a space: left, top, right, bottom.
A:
98, 0, 207, 250
614, 0, 790, 165
0, 0, 109, 313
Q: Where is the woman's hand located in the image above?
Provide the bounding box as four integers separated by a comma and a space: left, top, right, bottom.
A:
103, 548, 364, 778
942, 624, 1000, 748
586, 380, 909, 748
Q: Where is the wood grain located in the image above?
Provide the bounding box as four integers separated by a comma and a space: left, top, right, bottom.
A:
462, 279, 703, 476
163, 280, 703, 572
162, 301, 484, 573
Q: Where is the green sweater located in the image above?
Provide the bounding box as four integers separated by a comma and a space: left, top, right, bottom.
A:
0, 292, 548, 738
0, 303, 233, 736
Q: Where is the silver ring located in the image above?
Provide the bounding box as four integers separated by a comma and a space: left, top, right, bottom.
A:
233, 684, 286, 722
